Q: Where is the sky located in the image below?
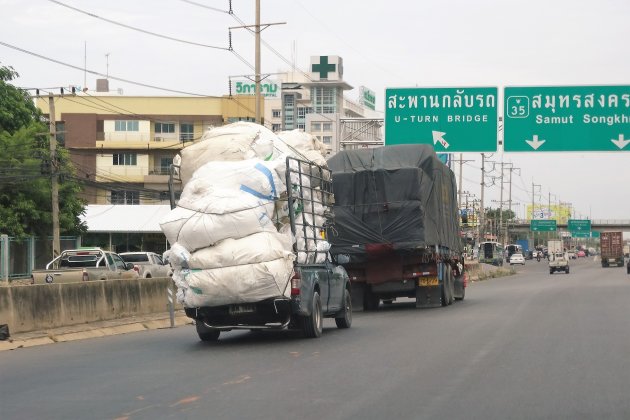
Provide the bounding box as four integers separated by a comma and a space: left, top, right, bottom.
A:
1, 0, 630, 220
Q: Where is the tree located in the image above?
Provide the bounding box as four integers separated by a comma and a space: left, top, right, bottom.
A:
0, 64, 86, 238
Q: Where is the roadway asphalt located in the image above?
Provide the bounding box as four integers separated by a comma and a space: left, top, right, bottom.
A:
0, 260, 506, 352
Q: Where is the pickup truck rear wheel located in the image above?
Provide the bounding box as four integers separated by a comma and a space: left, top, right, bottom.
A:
196, 321, 220, 342
335, 288, 352, 329
302, 291, 323, 338
565, 267, 570, 274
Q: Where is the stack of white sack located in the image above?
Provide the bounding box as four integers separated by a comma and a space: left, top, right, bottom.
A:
160, 123, 331, 307
164, 233, 295, 307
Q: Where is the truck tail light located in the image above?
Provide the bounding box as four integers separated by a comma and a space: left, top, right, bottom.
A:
133, 264, 140, 273
463, 272, 469, 288
290, 271, 301, 296
82, 269, 89, 282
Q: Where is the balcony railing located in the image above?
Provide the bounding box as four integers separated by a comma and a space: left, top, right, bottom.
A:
149, 167, 171, 176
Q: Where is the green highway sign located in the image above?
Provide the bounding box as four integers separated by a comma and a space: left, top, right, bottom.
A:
530, 219, 557, 232
571, 231, 591, 238
591, 231, 600, 238
385, 87, 498, 152
568, 219, 592, 232
504, 85, 630, 152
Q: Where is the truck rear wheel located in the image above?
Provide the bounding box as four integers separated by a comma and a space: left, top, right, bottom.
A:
302, 291, 323, 338
335, 288, 352, 329
364, 288, 380, 311
196, 321, 220, 342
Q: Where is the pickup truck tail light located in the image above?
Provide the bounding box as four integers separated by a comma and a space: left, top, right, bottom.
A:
290, 270, 301, 296
82, 270, 89, 282
133, 264, 140, 273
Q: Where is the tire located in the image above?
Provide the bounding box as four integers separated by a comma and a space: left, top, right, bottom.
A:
196, 321, 220, 342
549, 269, 554, 275
455, 285, 465, 301
566, 267, 569, 274
335, 288, 352, 329
302, 291, 323, 338
364, 288, 380, 311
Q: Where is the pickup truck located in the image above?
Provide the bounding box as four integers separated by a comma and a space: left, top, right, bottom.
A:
120, 252, 172, 278
549, 251, 569, 274
30, 248, 139, 284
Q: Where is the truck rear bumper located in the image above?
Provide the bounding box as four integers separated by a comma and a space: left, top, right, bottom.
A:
185, 298, 293, 331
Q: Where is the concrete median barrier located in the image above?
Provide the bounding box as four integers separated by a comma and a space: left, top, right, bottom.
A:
0, 277, 181, 334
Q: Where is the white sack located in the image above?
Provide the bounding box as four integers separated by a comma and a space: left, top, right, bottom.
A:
182, 257, 294, 307
167, 232, 293, 270
186, 159, 286, 202
179, 122, 281, 184
160, 197, 276, 251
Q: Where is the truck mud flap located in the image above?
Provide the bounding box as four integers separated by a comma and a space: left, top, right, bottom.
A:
415, 285, 442, 308
350, 282, 365, 312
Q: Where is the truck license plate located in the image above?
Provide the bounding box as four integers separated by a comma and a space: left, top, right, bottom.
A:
418, 277, 438, 287
229, 304, 257, 315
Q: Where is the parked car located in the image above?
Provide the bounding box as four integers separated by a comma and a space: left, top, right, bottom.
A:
119, 252, 172, 278
509, 253, 526, 265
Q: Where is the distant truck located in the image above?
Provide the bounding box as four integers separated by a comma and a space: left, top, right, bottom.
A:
600, 231, 624, 267
30, 248, 138, 284
549, 251, 569, 274
120, 252, 172, 278
548, 240, 563, 256
516, 239, 531, 259
327, 144, 466, 310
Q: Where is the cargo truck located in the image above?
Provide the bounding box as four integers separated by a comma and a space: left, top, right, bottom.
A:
600, 231, 624, 267
327, 144, 466, 310
163, 124, 353, 341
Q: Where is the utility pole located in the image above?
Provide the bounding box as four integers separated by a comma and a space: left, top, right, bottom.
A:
48, 93, 60, 258
229, 4, 285, 124
451, 154, 474, 209
478, 153, 485, 243
532, 182, 541, 247
505, 165, 520, 244
499, 161, 505, 245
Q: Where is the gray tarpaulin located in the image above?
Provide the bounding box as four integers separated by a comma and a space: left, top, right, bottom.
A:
326, 144, 463, 258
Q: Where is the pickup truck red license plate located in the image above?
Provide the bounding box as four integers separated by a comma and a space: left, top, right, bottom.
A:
229, 304, 257, 315
418, 276, 439, 287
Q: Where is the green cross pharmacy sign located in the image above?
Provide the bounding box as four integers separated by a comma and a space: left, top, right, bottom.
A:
504, 85, 630, 152
385, 87, 498, 152
312, 56, 336, 79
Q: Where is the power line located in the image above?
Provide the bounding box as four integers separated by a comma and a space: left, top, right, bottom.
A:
178, 0, 231, 14
0, 41, 214, 97
48, 0, 230, 50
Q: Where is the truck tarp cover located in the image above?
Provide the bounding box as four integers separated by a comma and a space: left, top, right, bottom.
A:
327, 144, 462, 257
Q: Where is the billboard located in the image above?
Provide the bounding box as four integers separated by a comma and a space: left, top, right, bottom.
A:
526, 204, 571, 224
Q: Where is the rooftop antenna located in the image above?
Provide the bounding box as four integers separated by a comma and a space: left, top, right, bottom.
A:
105, 52, 110, 79
84, 41, 87, 88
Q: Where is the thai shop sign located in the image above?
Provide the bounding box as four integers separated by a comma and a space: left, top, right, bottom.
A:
504, 85, 630, 152
359, 86, 376, 110
385, 87, 498, 152
234, 80, 279, 97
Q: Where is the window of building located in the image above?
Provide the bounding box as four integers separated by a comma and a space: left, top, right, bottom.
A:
271, 123, 281, 132
297, 123, 305, 130
311, 86, 337, 114
155, 122, 175, 134
272, 109, 281, 118
311, 122, 321, 132
158, 157, 173, 175
114, 120, 139, 131
112, 153, 137, 166
285, 115, 294, 122
180, 123, 194, 141
111, 190, 140, 205
322, 136, 332, 145
322, 122, 332, 131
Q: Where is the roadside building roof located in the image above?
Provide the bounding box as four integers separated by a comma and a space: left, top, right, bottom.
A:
81, 205, 172, 233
